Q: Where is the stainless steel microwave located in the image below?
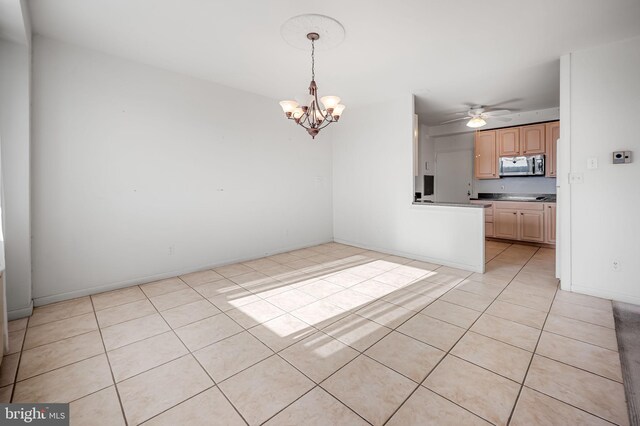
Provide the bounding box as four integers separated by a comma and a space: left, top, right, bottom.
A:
499, 155, 545, 176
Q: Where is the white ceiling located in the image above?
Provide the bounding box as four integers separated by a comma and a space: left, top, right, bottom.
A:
28, 0, 640, 125
0, 0, 29, 45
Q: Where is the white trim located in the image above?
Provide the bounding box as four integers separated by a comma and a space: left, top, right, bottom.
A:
570, 285, 640, 306
8, 300, 32, 321
333, 237, 485, 273
32, 239, 333, 307
558, 54, 572, 291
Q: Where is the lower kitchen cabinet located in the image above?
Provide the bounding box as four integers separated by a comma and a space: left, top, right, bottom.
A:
494, 209, 518, 239
519, 210, 544, 242
545, 203, 557, 243
491, 201, 553, 244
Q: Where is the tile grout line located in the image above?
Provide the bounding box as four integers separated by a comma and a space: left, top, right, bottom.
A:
123, 284, 249, 424
8, 243, 604, 425
382, 245, 542, 425
531, 352, 624, 384
88, 297, 129, 426
195, 258, 389, 426
17, 328, 100, 353
518, 383, 624, 425
22, 309, 95, 332
505, 247, 556, 425
505, 337, 624, 421
304, 273, 489, 424
541, 328, 619, 353
9, 315, 31, 403
267, 351, 374, 426
2, 244, 371, 417
145, 286, 252, 426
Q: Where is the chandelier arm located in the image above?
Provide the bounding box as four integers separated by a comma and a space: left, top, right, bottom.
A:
297, 112, 313, 130
311, 88, 327, 123
316, 119, 335, 130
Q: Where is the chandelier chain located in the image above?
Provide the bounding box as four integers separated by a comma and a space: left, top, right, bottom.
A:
311, 39, 315, 81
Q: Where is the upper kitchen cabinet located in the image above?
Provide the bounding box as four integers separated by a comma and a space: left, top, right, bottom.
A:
474, 130, 498, 179
520, 124, 546, 155
497, 127, 520, 156
545, 121, 560, 177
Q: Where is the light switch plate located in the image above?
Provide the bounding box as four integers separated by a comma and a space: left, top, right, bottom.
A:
569, 173, 584, 184
587, 158, 598, 169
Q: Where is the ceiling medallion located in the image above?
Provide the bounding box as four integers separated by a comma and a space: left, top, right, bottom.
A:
279, 15, 345, 139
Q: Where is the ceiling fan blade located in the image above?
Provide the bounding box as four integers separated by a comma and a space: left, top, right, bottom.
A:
491, 116, 513, 122
440, 117, 470, 124
488, 98, 522, 108
483, 109, 511, 116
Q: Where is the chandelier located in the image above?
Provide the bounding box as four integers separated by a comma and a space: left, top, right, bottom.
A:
279, 32, 345, 139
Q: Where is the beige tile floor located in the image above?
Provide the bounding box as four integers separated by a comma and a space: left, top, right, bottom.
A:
0, 241, 630, 425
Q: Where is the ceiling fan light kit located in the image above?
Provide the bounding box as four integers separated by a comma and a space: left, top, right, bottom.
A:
466, 117, 487, 128
279, 15, 346, 139
441, 105, 514, 129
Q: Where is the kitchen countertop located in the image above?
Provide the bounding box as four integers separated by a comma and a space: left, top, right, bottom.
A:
470, 193, 556, 203
412, 201, 491, 208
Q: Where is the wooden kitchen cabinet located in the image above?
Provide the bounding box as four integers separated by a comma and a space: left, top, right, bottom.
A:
519, 210, 544, 242
520, 124, 546, 155
545, 203, 557, 243
545, 121, 560, 177
492, 201, 551, 244
474, 130, 498, 179
494, 209, 519, 239
497, 127, 520, 156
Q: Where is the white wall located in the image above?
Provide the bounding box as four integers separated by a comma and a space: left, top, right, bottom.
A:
0, 38, 32, 318
31, 37, 333, 305
560, 36, 640, 304
333, 95, 485, 272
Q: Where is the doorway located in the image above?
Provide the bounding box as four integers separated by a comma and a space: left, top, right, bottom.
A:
435, 150, 472, 203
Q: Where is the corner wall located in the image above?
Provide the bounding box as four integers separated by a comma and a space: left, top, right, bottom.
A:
0, 38, 33, 318
560, 36, 640, 303
332, 95, 485, 272
31, 37, 333, 305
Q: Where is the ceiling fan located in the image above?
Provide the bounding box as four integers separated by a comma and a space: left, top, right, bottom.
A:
441, 106, 513, 128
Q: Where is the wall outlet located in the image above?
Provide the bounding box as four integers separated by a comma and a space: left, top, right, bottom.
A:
612, 260, 621, 271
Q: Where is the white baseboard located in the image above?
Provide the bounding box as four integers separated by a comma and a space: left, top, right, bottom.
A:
570, 284, 640, 306
333, 238, 484, 273
32, 238, 334, 307
8, 301, 33, 320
